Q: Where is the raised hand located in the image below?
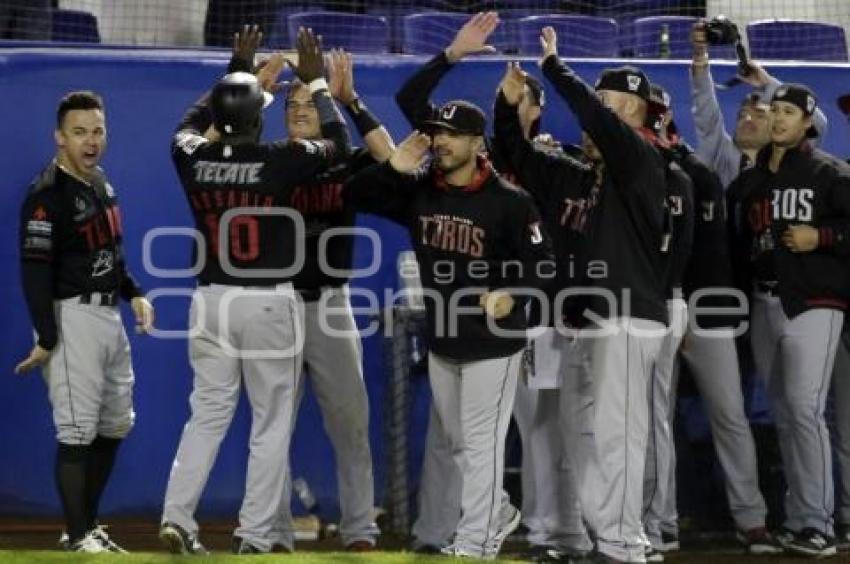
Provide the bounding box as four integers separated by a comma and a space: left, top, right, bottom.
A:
389, 131, 431, 173
499, 61, 527, 105
539, 26, 558, 64
255, 52, 288, 93
293, 27, 325, 83
233, 24, 263, 68
691, 20, 708, 62
328, 49, 357, 105
446, 11, 500, 63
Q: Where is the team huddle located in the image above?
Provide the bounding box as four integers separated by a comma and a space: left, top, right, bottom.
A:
15, 10, 850, 563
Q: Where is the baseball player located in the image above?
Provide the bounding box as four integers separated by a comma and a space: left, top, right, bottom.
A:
538, 26, 671, 563
345, 101, 554, 558
269, 49, 394, 552
650, 86, 781, 555
832, 93, 850, 550
690, 20, 827, 189
495, 61, 605, 562
159, 27, 351, 554
395, 13, 591, 559
641, 84, 695, 564
16, 90, 154, 553
728, 83, 850, 558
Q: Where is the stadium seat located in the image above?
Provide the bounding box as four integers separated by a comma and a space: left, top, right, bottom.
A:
403, 12, 514, 55
633, 16, 696, 58
747, 19, 849, 62
516, 15, 619, 58
266, 3, 315, 49
51, 9, 100, 43
287, 11, 389, 53
596, 0, 691, 56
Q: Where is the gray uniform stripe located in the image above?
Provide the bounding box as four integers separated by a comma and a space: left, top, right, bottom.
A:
481, 355, 513, 553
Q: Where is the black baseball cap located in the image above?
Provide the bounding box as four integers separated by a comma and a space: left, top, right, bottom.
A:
648, 84, 671, 114
648, 83, 678, 136
838, 93, 850, 116
772, 83, 819, 138
423, 100, 486, 136
594, 66, 651, 102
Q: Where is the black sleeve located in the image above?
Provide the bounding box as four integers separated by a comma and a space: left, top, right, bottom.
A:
344, 161, 418, 225
174, 91, 213, 138
395, 51, 453, 129
820, 169, 850, 256
541, 55, 655, 186
313, 88, 353, 162
119, 270, 144, 302
493, 91, 589, 201
725, 173, 754, 291
19, 190, 59, 350
171, 92, 214, 169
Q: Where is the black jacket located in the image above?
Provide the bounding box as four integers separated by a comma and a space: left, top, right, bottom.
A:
541, 55, 669, 324
673, 145, 740, 329
493, 91, 599, 326
728, 143, 850, 318
171, 87, 351, 287
19, 163, 143, 349
658, 147, 695, 295
289, 148, 376, 290
345, 157, 554, 361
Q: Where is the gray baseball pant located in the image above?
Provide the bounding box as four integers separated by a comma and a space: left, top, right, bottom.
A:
574, 317, 665, 563
514, 328, 591, 553
161, 284, 303, 551
274, 285, 378, 547
427, 350, 521, 558
751, 293, 843, 535
644, 299, 687, 549
43, 296, 135, 445
832, 330, 850, 526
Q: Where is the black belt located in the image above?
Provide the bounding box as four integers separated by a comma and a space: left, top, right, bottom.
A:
297, 288, 323, 302
297, 286, 344, 302
78, 290, 119, 306
755, 281, 779, 296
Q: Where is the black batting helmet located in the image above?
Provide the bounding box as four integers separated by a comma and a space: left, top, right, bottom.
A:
211, 72, 272, 138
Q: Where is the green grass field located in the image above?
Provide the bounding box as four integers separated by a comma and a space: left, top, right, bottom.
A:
0, 552, 517, 563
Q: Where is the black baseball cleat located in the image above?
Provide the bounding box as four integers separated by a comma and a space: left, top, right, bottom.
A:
835, 523, 850, 552
159, 521, 209, 555
232, 535, 265, 554
784, 528, 836, 558
736, 526, 783, 554
659, 531, 679, 552
412, 542, 442, 554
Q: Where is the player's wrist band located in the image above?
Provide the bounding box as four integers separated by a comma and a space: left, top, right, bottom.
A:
308, 78, 330, 94
345, 98, 381, 136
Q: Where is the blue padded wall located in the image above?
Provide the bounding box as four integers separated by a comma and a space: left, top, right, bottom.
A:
0, 47, 848, 518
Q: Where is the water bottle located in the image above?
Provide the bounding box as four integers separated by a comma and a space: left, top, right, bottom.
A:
659, 24, 671, 59
397, 250, 424, 310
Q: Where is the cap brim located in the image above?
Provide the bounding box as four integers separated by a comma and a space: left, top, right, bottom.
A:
262, 91, 274, 109
422, 120, 481, 136
838, 94, 850, 116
